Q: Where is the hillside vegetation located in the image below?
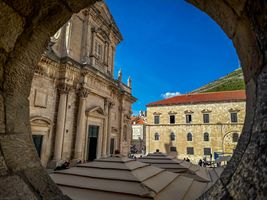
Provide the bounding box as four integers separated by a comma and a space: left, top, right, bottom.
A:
192, 68, 245, 93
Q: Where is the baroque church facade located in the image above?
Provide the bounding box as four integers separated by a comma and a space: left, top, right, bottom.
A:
29, 2, 136, 167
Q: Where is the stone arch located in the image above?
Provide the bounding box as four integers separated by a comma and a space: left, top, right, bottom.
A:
222, 131, 240, 154
0, 0, 266, 199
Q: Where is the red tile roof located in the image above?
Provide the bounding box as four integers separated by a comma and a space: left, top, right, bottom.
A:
147, 90, 246, 107
131, 116, 145, 125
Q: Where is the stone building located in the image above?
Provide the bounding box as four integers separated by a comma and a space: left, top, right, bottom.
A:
131, 114, 146, 154
146, 90, 246, 163
29, 1, 136, 167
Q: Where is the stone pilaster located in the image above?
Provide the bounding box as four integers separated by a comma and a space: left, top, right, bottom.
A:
74, 87, 90, 161
102, 98, 114, 157
53, 83, 71, 161
104, 42, 109, 67
80, 10, 89, 63
89, 27, 96, 66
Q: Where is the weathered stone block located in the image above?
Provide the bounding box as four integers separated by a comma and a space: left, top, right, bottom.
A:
0, 1, 25, 52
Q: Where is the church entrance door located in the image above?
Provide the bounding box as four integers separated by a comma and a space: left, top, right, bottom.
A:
32, 135, 43, 157
87, 125, 99, 161
110, 138, 115, 154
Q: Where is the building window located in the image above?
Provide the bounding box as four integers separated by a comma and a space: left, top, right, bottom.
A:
204, 132, 209, 141
187, 132, 192, 141
204, 148, 211, 155
95, 40, 103, 60
170, 115, 175, 124
154, 133, 160, 140
170, 132, 175, 141
170, 147, 177, 152
187, 147, 194, 155
186, 114, 192, 123
203, 113, 209, 123
154, 116, 160, 124
232, 132, 239, 142
230, 112, 238, 123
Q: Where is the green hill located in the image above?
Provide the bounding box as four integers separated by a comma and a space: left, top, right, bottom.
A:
192, 68, 245, 93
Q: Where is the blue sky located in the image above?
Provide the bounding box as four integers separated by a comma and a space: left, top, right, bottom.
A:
105, 0, 239, 115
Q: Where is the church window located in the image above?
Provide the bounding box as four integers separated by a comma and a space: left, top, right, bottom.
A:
154, 116, 160, 124
170, 132, 175, 141
230, 112, 238, 123
204, 148, 211, 155
170, 147, 177, 152
95, 40, 103, 60
170, 115, 175, 124
187, 132, 193, 141
187, 147, 194, 155
154, 132, 160, 140
204, 132, 209, 141
203, 113, 209, 123
186, 114, 192, 123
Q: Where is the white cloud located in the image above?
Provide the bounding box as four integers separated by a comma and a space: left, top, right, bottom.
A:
161, 92, 181, 99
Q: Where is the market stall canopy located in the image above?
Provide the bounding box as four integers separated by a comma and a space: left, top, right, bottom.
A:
50, 156, 212, 200
138, 152, 223, 186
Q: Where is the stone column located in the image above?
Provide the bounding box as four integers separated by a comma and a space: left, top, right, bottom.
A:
104, 42, 108, 66
74, 87, 89, 160
90, 27, 96, 66
102, 99, 114, 157
53, 83, 71, 161
118, 97, 125, 154
106, 101, 114, 155
80, 10, 89, 63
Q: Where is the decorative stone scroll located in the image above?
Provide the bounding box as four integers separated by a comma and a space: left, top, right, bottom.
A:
184, 110, 194, 114
153, 112, 162, 115
78, 87, 90, 98
201, 109, 212, 113
104, 98, 114, 110
57, 83, 72, 94
228, 108, 240, 113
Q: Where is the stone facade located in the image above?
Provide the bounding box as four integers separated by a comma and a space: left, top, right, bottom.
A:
131, 115, 146, 153
146, 91, 246, 163
29, 2, 136, 167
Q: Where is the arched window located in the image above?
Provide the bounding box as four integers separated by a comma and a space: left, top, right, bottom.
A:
170, 132, 175, 141
154, 133, 160, 141
187, 132, 192, 141
232, 132, 239, 142
204, 132, 209, 141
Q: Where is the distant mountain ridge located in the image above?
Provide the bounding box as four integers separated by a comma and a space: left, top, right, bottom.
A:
192, 68, 245, 93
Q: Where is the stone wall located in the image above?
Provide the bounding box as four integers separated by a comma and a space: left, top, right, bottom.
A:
0, 0, 266, 199
146, 101, 245, 163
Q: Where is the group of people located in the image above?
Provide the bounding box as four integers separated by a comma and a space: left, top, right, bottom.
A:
198, 157, 211, 167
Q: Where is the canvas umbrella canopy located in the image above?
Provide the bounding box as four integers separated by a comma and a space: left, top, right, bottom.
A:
138, 152, 223, 186
50, 156, 212, 200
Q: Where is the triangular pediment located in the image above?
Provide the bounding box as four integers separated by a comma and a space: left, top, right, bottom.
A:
86, 106, 105, 116
95, 1, 114, 25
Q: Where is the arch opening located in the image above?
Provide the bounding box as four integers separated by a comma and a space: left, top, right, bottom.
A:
0, 0, 266, 199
